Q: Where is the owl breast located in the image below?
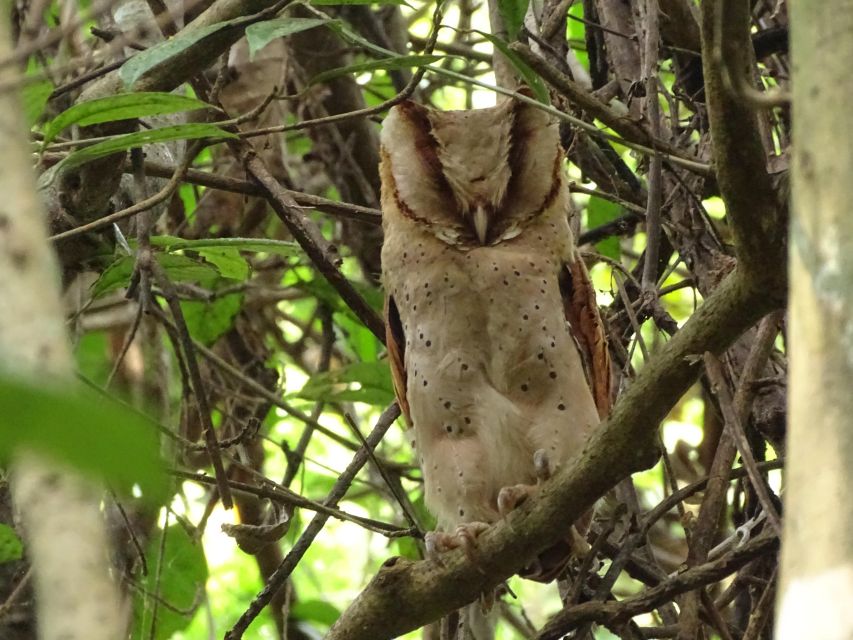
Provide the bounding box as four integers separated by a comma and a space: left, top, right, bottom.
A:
381, 204, 600, 531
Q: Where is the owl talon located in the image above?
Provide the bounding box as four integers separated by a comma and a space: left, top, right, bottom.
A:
533, 448, 551, 482
497, 484, 535, 517
424, 523, 490, 571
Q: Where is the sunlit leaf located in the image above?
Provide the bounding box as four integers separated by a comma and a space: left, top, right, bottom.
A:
182, 292, 244, 345
120, 22, 236, 88
131, 524, 208, 640
294, 361, 394, 405
193, 248, 249, 280
0, 375, 167, 503
0, 524, 23, 564
290, 600, 341, 627
586, 196, 622, 260
42, 93, 209, 147
23, 80, 53, 127
245, 17, 330, 58
58, 123, 236, 171
91, 253, 221, 298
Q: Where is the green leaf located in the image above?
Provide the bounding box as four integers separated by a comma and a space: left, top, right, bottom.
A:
181, 292, 244, 345
294, 361, 394, 406
23, 80, 53, 127
58, 123, 236, 171
43, 93, 210, 147
392, 536, 420, 561
194, 248, 249, 280
120, 22, 235, 88
0, 375, 168, 503
91, 253, 221, 298
151, 236, 301, 259
0, 524, 23, 564
586, 196, 622, 260
498, 0, 530, 40
471, 30, 549, 104
309, 54, 444, 86
290, 600, 341, 627
245, 17, 330, 58
131, 524, 208, 640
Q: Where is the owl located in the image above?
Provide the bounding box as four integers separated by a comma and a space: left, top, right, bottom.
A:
379, 93, 611, 582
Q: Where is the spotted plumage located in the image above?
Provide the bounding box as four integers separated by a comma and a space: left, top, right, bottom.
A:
380, 94, 610, 580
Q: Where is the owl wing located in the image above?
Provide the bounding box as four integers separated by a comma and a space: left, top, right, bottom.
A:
562, 253, 612, 418
384, 295, 412, 426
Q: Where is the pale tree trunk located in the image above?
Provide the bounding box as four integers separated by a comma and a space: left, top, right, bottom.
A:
0, 12, 125, 640
777, 1, 853, 638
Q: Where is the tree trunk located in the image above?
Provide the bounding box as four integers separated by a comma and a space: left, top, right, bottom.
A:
778, 1, 853, 638
0, 12, 125, 640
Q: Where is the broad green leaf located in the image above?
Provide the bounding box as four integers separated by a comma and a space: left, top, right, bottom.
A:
472, 30, 549, 104
498, 0, 530, 40
245, 17, 330, 58
586, 196, 622, 260
91, 253, 221, 298
131, 524, 208, 640
59, 123, 236, 171
194, 247, 249, 280
294, 361, 394, 406
290, 600, 341, 627
309, 54, 444, 86
120, 22, 235, 88
182, 292, 244, 345
23, 80, 53, 127
75, 331, 112, 385
0, 375, 167, 503
0, 524, 23, 564
43, 93, 209, 146
335, 310, 382, 362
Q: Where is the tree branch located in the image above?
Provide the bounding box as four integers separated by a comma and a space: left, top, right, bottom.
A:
326, 265, 782, 639
700, 0, 786, 287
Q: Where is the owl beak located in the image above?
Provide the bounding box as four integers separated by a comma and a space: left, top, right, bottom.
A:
473, 205, 489, 245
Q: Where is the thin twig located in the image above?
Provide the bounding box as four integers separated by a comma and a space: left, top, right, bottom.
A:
224, 403, 401, 640
704, 353, 782, 536
536, 532, 779, 639
149, 271, 233, 509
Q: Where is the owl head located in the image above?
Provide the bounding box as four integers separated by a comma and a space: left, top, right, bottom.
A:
379, 92, 565, 247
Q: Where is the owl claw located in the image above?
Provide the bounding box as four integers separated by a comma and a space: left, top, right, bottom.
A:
497, 450, 553, 517
497, 484, 533, 517
533, 448, 551, 482
425, 523, 490, 572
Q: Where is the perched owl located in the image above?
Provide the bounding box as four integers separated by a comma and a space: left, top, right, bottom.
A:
379, 93, 610, 582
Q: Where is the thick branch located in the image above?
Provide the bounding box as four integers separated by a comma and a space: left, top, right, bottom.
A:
326, 267, 782, 640
700, 0, 786, 287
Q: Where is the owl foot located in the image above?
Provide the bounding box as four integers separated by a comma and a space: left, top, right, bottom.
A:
425, 522, 490, 572
497, 449, 552, 517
